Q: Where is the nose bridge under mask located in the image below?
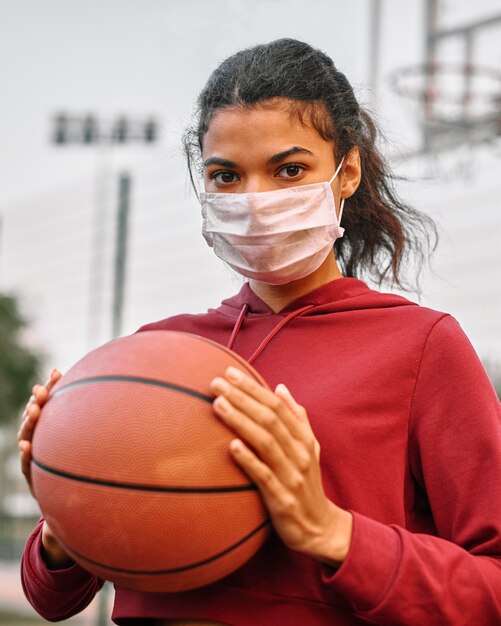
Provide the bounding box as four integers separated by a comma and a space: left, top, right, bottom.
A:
203, 181, 338, 237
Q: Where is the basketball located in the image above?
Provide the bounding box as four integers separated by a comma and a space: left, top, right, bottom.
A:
30, 330, 271, 592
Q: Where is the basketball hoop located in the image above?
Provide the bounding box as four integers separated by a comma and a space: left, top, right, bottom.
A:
389, 61, 501, 153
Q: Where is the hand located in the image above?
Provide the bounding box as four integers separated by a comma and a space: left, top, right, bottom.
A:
18, 368, 62, 496
18, 368, 74, 569
210, 367, 353, 566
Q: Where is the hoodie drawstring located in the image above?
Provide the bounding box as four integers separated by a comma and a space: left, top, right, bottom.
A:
227, 303, 316, 365
226, 303, 249, 351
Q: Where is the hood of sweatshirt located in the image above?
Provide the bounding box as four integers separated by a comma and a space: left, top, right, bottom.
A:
215, 277, 416, 320
138, 277, 421, 368
140, 278, 421, 367
207, 277, 419, 365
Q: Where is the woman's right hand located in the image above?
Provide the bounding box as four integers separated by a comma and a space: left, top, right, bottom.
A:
18, 368, 74, 569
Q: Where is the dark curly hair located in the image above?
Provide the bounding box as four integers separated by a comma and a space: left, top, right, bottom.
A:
183, 38, 437, 290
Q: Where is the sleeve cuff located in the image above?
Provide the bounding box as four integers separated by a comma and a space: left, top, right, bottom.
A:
25, 521, 96, 592
321, 511, 402, 612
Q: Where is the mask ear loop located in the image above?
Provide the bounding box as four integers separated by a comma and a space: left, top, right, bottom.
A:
328, 156, 345, 185
329, 156, 345, 224
338, 198, 345, 224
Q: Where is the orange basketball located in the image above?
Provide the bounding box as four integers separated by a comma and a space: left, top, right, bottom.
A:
31, 331, 270, 592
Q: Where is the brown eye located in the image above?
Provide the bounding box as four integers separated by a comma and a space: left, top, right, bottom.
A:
277, 164, 304, 179
212, 171, 239, 184
285, 165, 300, 177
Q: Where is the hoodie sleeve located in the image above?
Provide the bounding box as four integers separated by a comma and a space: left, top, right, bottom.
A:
321, 314, 501, 625
21, 518, 104, 621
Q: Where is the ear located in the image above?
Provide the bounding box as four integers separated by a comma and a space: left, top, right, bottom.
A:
340, 146, 361, 199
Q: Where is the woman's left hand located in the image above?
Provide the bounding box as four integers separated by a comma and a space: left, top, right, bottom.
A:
210, 366, 353, 566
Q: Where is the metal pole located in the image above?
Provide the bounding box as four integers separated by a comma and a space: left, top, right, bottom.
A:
0, 213, 3, 284
368, 0, 382, 105
112, 172, 131, 340
462, 31, 474, 122
424, 0, 439, 151
87, 144, 112, 349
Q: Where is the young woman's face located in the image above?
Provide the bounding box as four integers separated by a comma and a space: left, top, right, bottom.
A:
202, 99, 342, 200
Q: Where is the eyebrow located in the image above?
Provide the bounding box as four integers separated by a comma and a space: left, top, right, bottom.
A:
203, 157, 238, 168
203, 146, 315, 169
267, 146, 315, 164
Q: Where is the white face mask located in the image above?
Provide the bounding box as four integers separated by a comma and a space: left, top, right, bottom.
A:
200, 158, 345, 285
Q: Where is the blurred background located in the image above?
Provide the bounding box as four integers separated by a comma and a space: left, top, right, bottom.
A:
0, 0, 500, 623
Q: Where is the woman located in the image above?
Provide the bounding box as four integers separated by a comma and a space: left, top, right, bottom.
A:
18, 38, 501, 625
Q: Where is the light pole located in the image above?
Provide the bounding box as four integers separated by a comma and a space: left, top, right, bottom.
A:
51, 112, 159, 348
112, 171, 131, 340
52, 113, 158, 146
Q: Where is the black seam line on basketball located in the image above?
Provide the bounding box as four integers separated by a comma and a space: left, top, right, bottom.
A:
50, 375, 213, 403
31, 458, 258, 493
58, 519, 271, 576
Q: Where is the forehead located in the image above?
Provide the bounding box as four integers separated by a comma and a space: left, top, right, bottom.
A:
202, 102, 334, 159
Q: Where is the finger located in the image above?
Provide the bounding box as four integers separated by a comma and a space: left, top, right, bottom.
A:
275, 383, 317, 437
213, 373, 316, 466
211, 376, 300, 459
21, 368, 61, 424
275, 384, 306, 421
229, 438, 288, 507
213, 396, 294, 476
20, 402, 32, 426
21, 370, 59, 424
17, 368, 61, 443
222, 368, 307, 442
275, 384, 320, 460
18, 406, 35, 441
19, 440, 33, 488
17, 404, 41, 443
47, 368, 62, 390
32, 384, 49, 406
19, 387, 45, 436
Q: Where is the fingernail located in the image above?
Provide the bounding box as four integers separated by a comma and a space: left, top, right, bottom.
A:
230, 439, 243, 452
275, 383, 290, 394
211, 377, 230, 393
214, 396, 231, 414
226, 367, 243, 382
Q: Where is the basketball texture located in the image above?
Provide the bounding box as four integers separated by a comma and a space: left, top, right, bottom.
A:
31, 331, 271, 592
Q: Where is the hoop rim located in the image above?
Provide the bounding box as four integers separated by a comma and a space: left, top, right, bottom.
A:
389, 61, 501, 105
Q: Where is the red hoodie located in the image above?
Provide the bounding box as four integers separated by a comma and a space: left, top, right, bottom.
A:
21, 278, 501, 625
